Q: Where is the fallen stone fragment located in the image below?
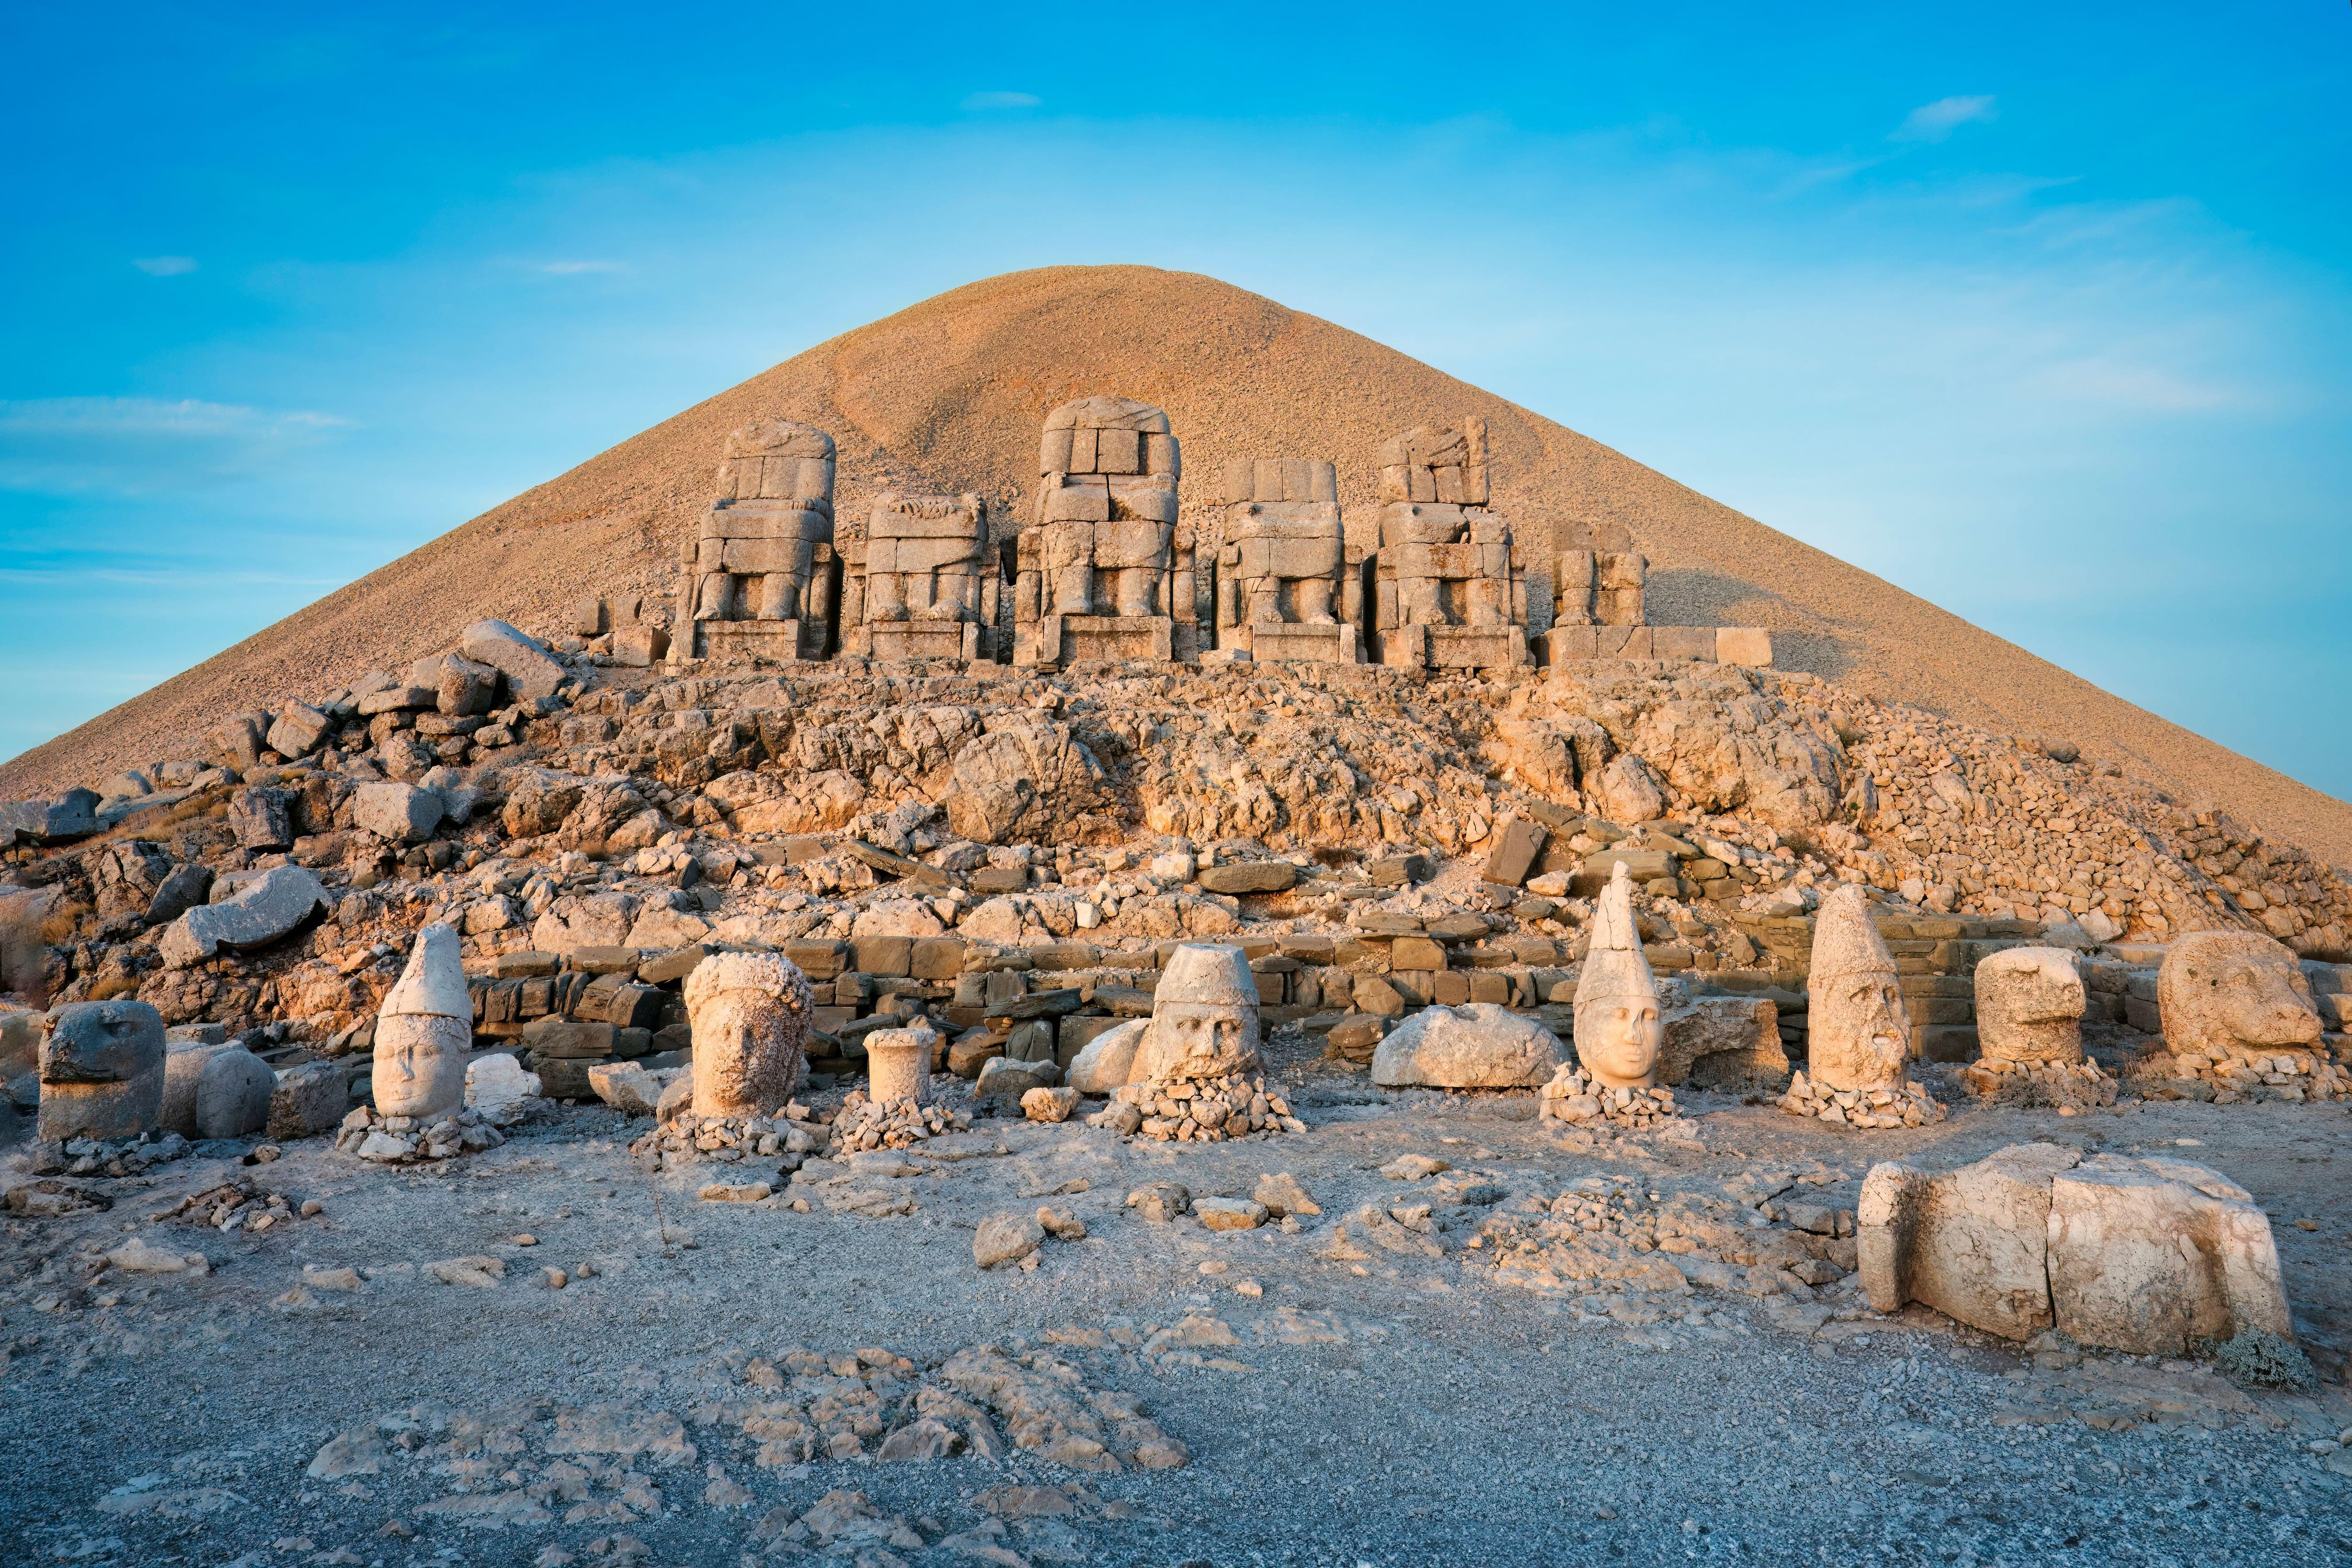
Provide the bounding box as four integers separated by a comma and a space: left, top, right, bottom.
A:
1126, 1182, 1190, 1222
424, 1255, 508, 1289
301, 1266, 364, 1292
975, 1053, 1060, 1103
1195, 1196, 1268, 1232
1021, 1085, 1081, 1122
1380, 1154, 1450, 1181
106, 1236, 209, 1274
1370, 1003, 1566, 1089
974, 1211, 1045, 1269
1196, 860, 1297, 894
1036, 1204, 1086, 1240
1253, 1171, 1320, 1217
459, 618, 569, 701
353, 781, 444, 844
699, 1181, 772, 1203
588, 1060, 662, 1114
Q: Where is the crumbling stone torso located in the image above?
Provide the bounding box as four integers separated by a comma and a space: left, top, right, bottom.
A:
1016, 397, 1193, 666
683, 419, 840, 662
843, 491, 997, 663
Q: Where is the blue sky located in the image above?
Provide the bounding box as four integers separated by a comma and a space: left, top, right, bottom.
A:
4, 3, 2348, 800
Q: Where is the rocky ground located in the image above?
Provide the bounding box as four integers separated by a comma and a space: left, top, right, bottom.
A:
6, 1025, 2349, 1568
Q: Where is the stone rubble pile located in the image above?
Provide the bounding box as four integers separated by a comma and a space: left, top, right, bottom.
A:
628, 1108, 826, 1167
1106, 1071, 1303, 1142
335, 1104, 509, 1163
160, 1177, 316, 1235
1777, 1070, 1947, 1129
2126, 1048, 2350, 1104
1958, 1055, 2119, 1110
826, 1084, 976, 1151
1536, 1064, 1679, 1129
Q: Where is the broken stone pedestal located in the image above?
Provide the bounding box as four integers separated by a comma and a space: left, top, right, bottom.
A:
864, 1024, 938, 1105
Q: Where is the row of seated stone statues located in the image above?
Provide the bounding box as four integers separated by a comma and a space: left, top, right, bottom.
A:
674, 400, 1650, 672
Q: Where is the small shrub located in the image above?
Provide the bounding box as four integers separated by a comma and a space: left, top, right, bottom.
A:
2205, 1329, 2315, 1390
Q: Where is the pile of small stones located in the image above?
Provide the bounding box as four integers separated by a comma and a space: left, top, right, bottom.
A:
1105, 1073, 1306, 1142
1777, 1070, 1947, 1128
2130, 1049, 2351, 1104
34, 1131, 192, 1178
161, 1178, 317, 1234
1537, 1067, 1680, 1129
336, 1105, 509, 1163
1958, 1056, 2119, 1110
629, 1109, 826, 1167
827, 1088, 975, 1152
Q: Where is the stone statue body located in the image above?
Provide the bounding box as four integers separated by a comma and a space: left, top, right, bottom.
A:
1975, 947, 2087, 1066
1132, 944, 1262, 1083
1807, 885, 1911, 1092
2157, 930, 2322, 1063
685, 951, 812, 1118
1573, 864, 1662, 1089
38, 999, 166, 1141
374, 922, 469, 1120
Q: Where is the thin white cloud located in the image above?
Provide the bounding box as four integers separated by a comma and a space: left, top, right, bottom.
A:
1892, 95, 1997, 143
133, 255, 199, 276
961, 90, 1040, 111
541, 259, 628, 275
0, 397, 354, 494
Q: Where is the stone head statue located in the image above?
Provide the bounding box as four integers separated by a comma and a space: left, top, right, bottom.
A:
1807, 885, 1911, 1092
1133, 944, 1262, 1083
374, 922, 470, 1120
2158, 930, 2322, 1062
38, 998, 166, 1141
685, 951, 812, 1118
1573, 864, 1661, 1089
1975, 947, 2087, 1066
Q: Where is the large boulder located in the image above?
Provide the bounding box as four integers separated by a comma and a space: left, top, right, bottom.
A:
1659, 995, 1787, 1087
158, 866, 330, 968
159, 1043, 275, 1139
1371, 1003, 1567, 1089
458, 619, 568, 701
0, 788, 98, 846
1859, 1141, 2081, 1341
1066, 1018, 1148, 1093
531, 891, 642, 954
941, 717, 1113, 845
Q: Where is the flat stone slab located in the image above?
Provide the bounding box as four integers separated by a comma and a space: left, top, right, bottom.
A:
159, 865, 329, 967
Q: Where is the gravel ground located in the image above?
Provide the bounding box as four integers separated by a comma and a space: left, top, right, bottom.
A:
5, 1042, 2348, 1568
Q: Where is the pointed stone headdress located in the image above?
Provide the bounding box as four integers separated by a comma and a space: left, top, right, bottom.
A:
1810, 884, 1898, 984
1574, 864, 1657, 1007
381, 922, 470, 1019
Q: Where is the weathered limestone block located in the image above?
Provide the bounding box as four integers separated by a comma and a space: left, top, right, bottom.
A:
459, 619, 569, 701
159, 1042, 275, 1139
1066, 1018, 1149, 1093
0, 788, 99, 845
2157, 929, 2322, 1065
685, 951, 812, 1118
1806, 885, 1911, 1092
842, 492, 994, 662
1215, 458, 1356, 662
37, 1000, 166, 1141
1370, 1003, 1566, 1089
1017, 397, 1192, 667
374, 923, 469, 1121
1129, 943, 1261, 1083
228, 786, 293, 849
683, 419, 839, 662
1553, 517, 1647, 630
1975, 947, 2086, 1065
267, 702, 332, 759
2047, 1156, 2293, 1355
1659, 996, 1787, 1088
1572, 864, 1661, 1089
466, 1053, 543, 1124
1859, 1142, 2082, 1340
159, 866, 329, 968
1859, 1144, 2294, 1355
268, 1061, 349, 1138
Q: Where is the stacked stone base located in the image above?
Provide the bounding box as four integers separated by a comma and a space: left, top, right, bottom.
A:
337, 1106, 509, 1162
1958, 1057, 2118, 1110
829, 1088, 975, 1151
629, 1111, 822, 1165
37, 1131, 192, 1179
1537, 1067, 1681, 1130
1778, 1071, 1945, 1129
2128, 1049, 2351, 1104
1110, 1073, 1306, 1142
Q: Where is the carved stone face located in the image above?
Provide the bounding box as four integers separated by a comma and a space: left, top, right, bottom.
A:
373, 1014, 468, 1120
37, 999, 166, 1141
1574, 996, 1661, 1089
2159, 930, 2322, 1063
684, 951, 811, 1120
1139, 1003, 1261, 1082
1976, 947, 2087, 1065
1811, 971, 1911, 1092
